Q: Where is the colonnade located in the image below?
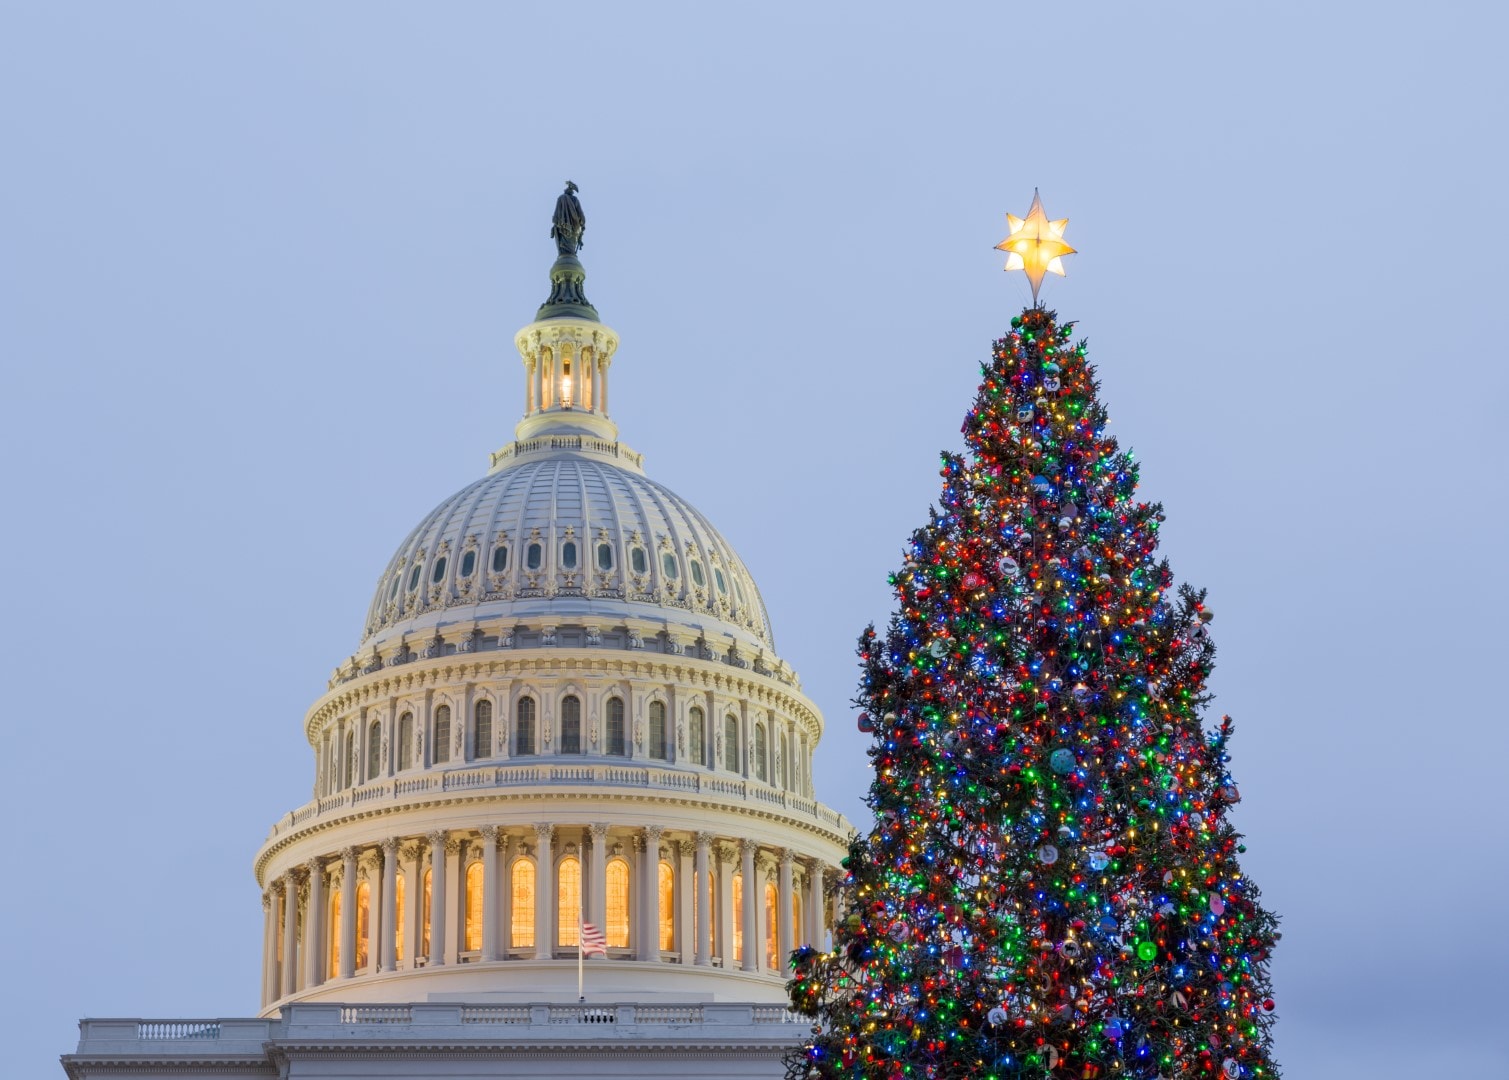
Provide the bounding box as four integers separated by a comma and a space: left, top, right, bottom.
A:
524, 344, 608, 415
261, 823, 831, 1008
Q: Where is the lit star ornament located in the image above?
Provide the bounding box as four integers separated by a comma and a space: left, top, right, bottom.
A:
996, 189, 1075, 301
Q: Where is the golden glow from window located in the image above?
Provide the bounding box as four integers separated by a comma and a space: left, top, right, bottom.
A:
607, 858, 630, 948
511, 859, 535, 949
764, 882, 778, 968
465, 862, 484, 952
394, 873, 406, 963
327, 890, 341, 979
732, 872, 743, 963
792, 889, 801, 949
421, 869, 432, 958
558, 856, 581, 947
658, 861, 675, 951
704, 869, 716, 956
355, 882, 370, 970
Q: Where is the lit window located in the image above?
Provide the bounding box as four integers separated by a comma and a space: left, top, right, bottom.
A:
791, 888, 801, 950
630, 547, 648, 574
605, 697, 625, 756
328, 889, 342, 979
527, 543, 543, 571
562, 541, 577, 570
492, 545, 509, 573
704, 870, 717, 958
561, 695, 582, 754
367, 719, 382, 781
511, 859, 536, 949
398, 712, 414, 771
725, 715, 740, 772
421, 868, 432, 957
558, 856, 582, 947
355, 881, 371, 970
465, 862, 484, 952
754, 723, 768, 783
597, 543, 613, 571
460, 550, 476, 578
764, 882, 778, 968
394, 873, 406, 963
434, 705, 452, 764
607, 858, 630, 948
431, 556, 447, 584
649, 700, 667, 760
473, 700, 492, 759
659, 861, 675, 951
662, 552, 679, 579
732, 872, 744, 963
689, 706, 705, 766
714, 568, 727, 594
515, 697, 536, 756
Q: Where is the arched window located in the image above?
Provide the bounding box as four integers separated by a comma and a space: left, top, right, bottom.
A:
754, 723, 768, 783
764, 881, 778, 969
561, 541, 578, 570
658, 861, 675, 951
433, 705, 451, 764
430, 556, 447, 584
473, 700, 492, 760
724, 715, 740, 773
560, 695, 582, 754
558, 856, 582, 948
342, 731, 354, 788
394, 872, 406, 963
328, 889, 342, 979
408, 564, 422, 592
690, 560, 706, 588
732, 872, 744, 964
516, 697, 536, 756
630, 547, 648, 574
526, 543, 542, 571
597, 543, 613, 571
607, 858, 630, 948
421, 868, 432, 958
511, 859, 536, 949
355, 881, 371, 971
397, 712, 414, 771
491, 544, 509, 573
689, 706, 705, 766
714, 567, 728, 595
465, 862, 484, 952
662, 552, 679, 580
367, 720, 382, 781
649, 700, 667, 760
605, 697, 625, 756
459, 549, 476, 578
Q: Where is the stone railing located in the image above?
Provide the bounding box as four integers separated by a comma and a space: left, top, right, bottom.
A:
266, 762, 851, 840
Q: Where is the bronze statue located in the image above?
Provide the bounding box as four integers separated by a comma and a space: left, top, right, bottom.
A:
551, 181, 585, 256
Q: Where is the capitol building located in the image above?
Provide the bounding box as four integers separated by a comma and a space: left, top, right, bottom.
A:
63, 190, 852, 1080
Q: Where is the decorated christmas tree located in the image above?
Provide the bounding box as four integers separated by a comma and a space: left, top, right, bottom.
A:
789, 194, 1280, 1080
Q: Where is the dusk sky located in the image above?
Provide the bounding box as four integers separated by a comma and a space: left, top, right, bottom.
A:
3, 4, 1506, 1077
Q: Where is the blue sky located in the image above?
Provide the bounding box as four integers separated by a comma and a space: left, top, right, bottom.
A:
3, 3, 1506, 1077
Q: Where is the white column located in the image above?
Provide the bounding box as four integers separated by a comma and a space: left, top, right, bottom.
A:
675, 839, 693, 964
693, 833, 712, 966
379, 840, 398, 971
260, 891, 276, 1007
584, 347, 595, 411
339, 848, 358, 978
426, 832, 447, 968
525, 358, 536, 414
715, 845, 734, 967
365, 854, 382, 975
739, 839, 757, 972
778, 849, 795, 971
639, 826, 663, 960
304, 858, 325, 988
806, 861, 826, 949
551, 347, 562, 409
280, 874, 298, 997
589, 823, 608, 933
402, 843, 423, 968
481, 825, 500, 961
534, 823, 554, 960
498, 835, 513, 956
597, 357, 608, 414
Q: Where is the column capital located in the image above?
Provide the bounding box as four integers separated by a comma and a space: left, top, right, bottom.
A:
426, 830, 448, 850
262, 891, 273, 913
644, 824, 665, 844
534, 822, 555, 843
589, 822, 610, 841
305, 856, 325, 879
779, 848, 795, 868
444, 838, 464, 856
401, 843, 424, 863
341, 846, 360, 864
715, 843, 737, 864
695, 831, 715, 848
738, 838, 757, 858
480, 824, 501, 845
380, 837, 400, 857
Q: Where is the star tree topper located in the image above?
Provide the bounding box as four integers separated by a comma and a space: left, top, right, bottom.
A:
995, 189, 1075, 300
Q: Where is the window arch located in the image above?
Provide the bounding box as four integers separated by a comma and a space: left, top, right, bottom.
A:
516, 696, 536, 756
433, 705, 451, 764
367, 720, 382, 781
328, 889, 342, 979
558, 856, 582, 948
732, 872, 744, 963
764, 881, 778, 968
754, 722, 768, 783
606, 858, 630, 948
397, 712, 414, 771
649, 700, 667, 760
724, 715, 740, 773
605, 697, 626, 756
394, 872, 406, 963
658, 860, 675, 951
421, 868, 432, 958
560, 695, 582, 754
689, 706, 705, 766
355, 881, 371, 970
465, 862, 484, 952
511, 859, 536, 949
473, 700, 493, 760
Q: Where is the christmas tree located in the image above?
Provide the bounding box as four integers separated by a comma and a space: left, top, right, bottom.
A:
789, 197, 1280, 1080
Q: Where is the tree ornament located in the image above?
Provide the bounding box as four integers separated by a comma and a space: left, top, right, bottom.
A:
1038, 844, 1059, 865
1050, 748, 1077, 773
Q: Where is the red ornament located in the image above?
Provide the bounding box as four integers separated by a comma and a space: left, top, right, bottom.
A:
1262, 998, 1275, 1012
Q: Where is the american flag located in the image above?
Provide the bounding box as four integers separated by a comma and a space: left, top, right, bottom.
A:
580, 922, 607, 958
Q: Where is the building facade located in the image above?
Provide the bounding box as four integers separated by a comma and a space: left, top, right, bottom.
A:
63, 196, 849, 1080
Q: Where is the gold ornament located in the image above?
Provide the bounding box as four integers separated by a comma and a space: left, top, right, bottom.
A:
995, 189, 1075, 300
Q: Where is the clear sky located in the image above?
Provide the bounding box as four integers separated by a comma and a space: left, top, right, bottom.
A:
3, 3, 1505, 1077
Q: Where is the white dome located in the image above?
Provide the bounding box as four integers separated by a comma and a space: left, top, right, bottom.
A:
359, 439, 775, 660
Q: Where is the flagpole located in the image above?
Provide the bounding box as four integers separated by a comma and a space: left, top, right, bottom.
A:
578, 922, 584, 1002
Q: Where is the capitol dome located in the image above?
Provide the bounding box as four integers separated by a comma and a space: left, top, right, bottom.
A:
249, 190, 851, 1020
